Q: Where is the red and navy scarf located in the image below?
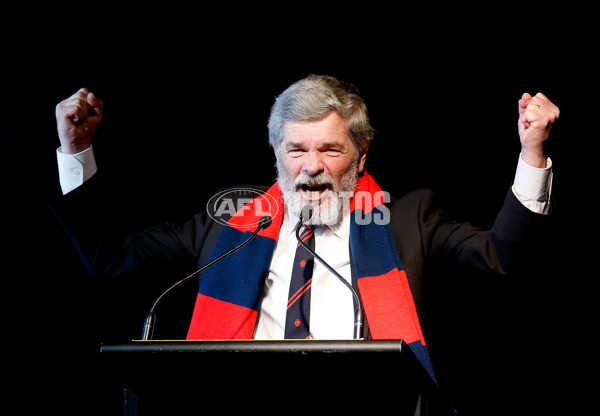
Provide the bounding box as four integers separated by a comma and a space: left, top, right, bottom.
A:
186, 172, 435, 381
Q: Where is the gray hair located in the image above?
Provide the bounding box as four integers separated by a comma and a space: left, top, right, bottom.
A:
268, 74, 375, 154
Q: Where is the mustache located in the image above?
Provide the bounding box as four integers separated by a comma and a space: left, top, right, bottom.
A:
294, 173, 335, 191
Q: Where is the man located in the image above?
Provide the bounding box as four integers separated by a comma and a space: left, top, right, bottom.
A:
50, 74, 558, 413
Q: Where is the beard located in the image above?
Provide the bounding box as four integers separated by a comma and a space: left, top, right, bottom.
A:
276, 158, 359, 227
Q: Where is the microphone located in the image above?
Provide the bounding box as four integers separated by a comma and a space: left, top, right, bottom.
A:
296, 205, 363, 339
141, 215, 273, 340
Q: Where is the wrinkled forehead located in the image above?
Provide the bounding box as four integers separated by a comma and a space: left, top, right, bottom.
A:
280, 113, 352, 148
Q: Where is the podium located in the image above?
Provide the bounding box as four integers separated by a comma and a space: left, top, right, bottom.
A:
100, 340, 446, 415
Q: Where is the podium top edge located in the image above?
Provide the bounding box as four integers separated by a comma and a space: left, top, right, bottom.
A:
100, 339, 406, 354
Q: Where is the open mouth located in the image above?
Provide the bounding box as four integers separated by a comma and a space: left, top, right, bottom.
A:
299, 183, 331, 201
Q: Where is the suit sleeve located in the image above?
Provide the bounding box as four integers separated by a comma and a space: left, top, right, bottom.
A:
47, 173, 213, 277
423, 188, 551, 276
392, 187, 552, 279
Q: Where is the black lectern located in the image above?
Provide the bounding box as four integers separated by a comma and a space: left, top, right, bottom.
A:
100, 340, 445, 415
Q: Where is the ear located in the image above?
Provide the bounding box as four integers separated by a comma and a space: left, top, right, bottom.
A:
357, 146, 369, 173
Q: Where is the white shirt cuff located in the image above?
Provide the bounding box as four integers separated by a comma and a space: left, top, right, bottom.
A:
512, 153, 553, 214
56, 145, 97, 194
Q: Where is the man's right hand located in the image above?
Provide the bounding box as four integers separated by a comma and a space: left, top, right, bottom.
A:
55, 88, 103, 154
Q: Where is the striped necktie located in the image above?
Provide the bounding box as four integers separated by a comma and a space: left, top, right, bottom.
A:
285, 225, 316, 339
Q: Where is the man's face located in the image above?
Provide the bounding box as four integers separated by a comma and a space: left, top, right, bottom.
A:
276, 111, 367, 225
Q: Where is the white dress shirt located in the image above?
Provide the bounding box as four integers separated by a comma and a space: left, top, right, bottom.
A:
56, 146, 553, 339
253, 210, 355, 339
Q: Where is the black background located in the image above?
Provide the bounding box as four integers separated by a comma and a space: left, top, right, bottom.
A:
2, 9, 597, 415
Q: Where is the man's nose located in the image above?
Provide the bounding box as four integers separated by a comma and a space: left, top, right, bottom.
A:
302, 151, 324, 176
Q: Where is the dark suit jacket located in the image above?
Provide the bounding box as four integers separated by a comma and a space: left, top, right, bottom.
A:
48, 173, 548, 337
